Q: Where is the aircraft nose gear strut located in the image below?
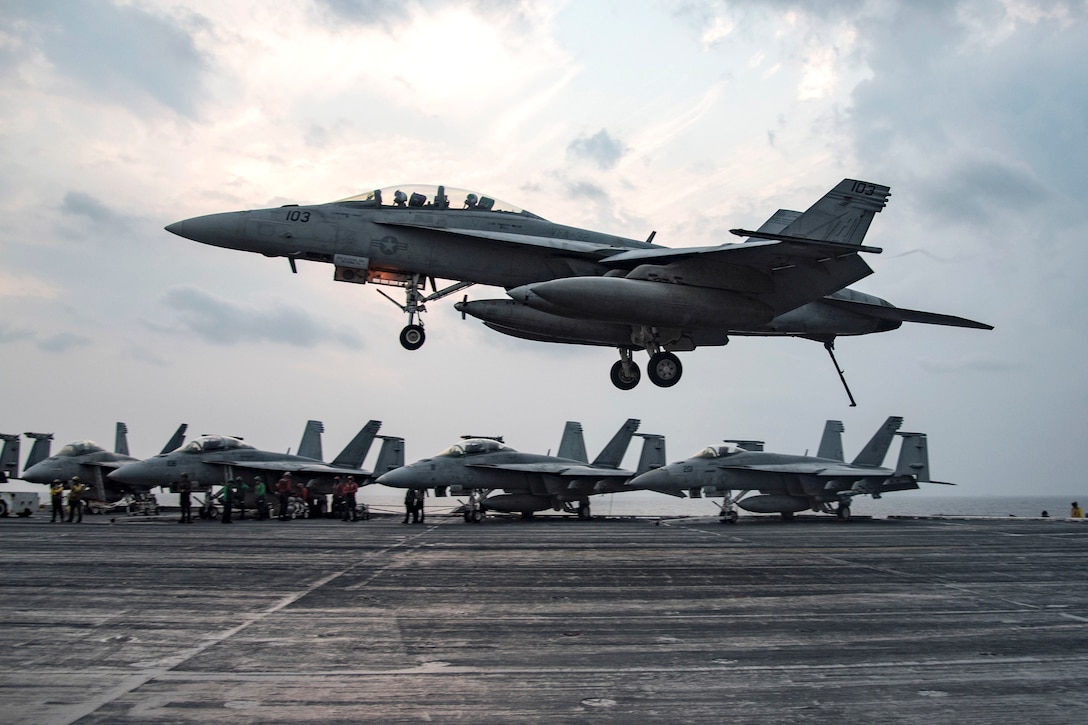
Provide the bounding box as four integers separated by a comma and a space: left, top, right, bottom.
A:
374, 274, 475, 350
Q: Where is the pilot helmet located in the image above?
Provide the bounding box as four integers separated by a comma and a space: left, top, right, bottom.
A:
53, 479, 61, 484
72, 476, 81, 482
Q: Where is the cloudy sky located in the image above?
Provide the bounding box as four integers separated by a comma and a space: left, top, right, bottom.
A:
2, 0, 1085, 503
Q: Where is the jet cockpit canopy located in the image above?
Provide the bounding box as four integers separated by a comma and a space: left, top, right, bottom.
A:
436, 438, 514, 458
691, 443, 749, 459
336, 184, 544, 220
57, 441, 105, 457
178, 436, 254, 454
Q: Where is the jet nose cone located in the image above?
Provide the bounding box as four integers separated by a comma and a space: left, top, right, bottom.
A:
165, 211, 248, 249
628, 466, 673, 491
107, 464, 141, 485
21, 462, 56, 484
375, 467, 416, 488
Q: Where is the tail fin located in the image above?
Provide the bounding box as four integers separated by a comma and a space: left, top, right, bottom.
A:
114, 422, 130, 456
817, 420, 845, 461
372, 436, 404, 478
894, 432, 930, 482
634, 434, 666, 474
781, 179, 891, 245
23, 433, 53, 469
557, 422, 588, 463
160, 424, 188, 454
592, 418, 640, 468
331, 420, 382, 467
851, 416, 904, 467
297, 420, 324, 461
0, 433, 19, 481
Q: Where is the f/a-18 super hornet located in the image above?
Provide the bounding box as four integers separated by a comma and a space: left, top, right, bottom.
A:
166, 180, 990, 396
628, 416, 943, 521
21, 422, 188, 503
456, 180, 992, 396
376, 419, 664, 522
107, 421, 403, 511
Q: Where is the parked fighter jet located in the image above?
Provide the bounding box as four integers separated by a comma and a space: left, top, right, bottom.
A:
166, 180, 989, 395
376, 419, 664, 521
107, 421, 403, 507
628, 416, 936, 521
22, 423, 188, 502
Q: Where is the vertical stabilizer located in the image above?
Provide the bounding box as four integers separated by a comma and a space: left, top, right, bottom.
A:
634, 434, 666, 474
592, 419, 640, 468
817, 420, 845, 461
557, 422, 588, 463
297, 420, 325, 461
114, 422, 130, 456
894, 433, 930, 482
24, 433, 53, 469
0, 434, 20, 481
160, 424, 188, 454
332, 420, 382, 467
780, 179, 891, 245
372, 436, 404, 477
851, 416, 904, 467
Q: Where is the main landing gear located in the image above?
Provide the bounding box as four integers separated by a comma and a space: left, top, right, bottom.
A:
373, 273, 475, 350
610, 349, 683, 390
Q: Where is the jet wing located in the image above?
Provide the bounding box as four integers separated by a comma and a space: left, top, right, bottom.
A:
599, 238, 878, 316
466, 461, 634, 477
210, 460, 374, 477
598, 237, 880, 268
84, 461, 129, 471
726, 462, 883, 477
375, 221, 637, 257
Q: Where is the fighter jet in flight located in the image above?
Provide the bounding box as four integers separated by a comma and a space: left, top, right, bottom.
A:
166, 180, 989, 395
376, 419, 664, 521
628, 416, 939, 521
107, 421, 403, 509
21, 423, 188, 503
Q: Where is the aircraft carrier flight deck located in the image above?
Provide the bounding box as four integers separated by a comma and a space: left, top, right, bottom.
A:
1, 514, 1086, 724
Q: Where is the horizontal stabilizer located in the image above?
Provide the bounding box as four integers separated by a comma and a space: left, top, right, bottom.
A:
823, 297, 993, 330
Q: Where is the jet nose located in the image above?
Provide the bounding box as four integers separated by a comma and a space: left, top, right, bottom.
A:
375, 466, 419, 488
107, 463, 142, 485
627, 466, 674, 491
165, 211, 249, 250
21, 462, 57, 484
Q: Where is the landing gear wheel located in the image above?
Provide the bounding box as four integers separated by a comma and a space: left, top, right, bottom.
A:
399, 324, 426, 350
610, 360, 641, 390
577, 503, 591, 520
721, 510, 738, 524
647, 352, 682, 388
837, 504, 851, 520
780, 510, 795, 521
470, 509, 483, 523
